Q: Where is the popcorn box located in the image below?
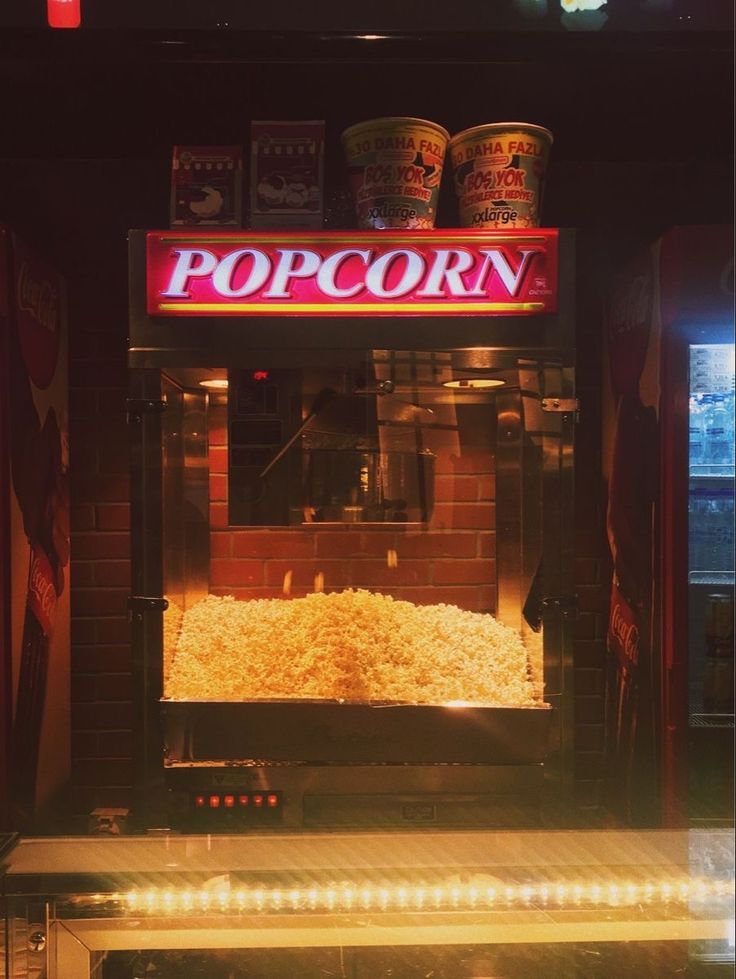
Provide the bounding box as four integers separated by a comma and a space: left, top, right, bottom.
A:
250, 121, 325, 229
170, 146, 243, 227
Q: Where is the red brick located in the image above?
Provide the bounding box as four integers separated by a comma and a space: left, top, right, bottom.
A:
397, 533, 476, 558
234, 531, 316, 559
73, 759, 133, 786
209, 445, 228, 473
208, 405, 228, 446
211, 533, 231, 557
72, 644, 131, 673
573, 614, 599, 641
477, 474, 496, 501
578, 584, 609, 614
395, 586, 483, 610
431, 503, 495, 531
97, 389, 129, 414
71, 786, 132, 814
210, 503, 228, 528
315, 532, 394, 559
573, 639, 606, 668
72, 732, 99, 758
74, 473, 130, 503
265, 560, 351, 588
478, 585, 497, 612
93, 561, 130, 587
71, 365, 129, 390
210, 559, 264, 587
351, 559, 430, 587
477, 532, 496, 558
71, 504, 95, 531
71, 618, 96, 645
72, 588, 128, 618
96, 617, 131, 644
574, 667, 604, 696
69, 446, 97, 473
575, 695, 604, 724
69, 389, 98, 418
434, 475, 478, 502
95, 504, 130, 531
98, 731, 133, 758
72, 562, 94, 587
575, 724, 604, 752
98, 443, 130, 473
448, 452, 494, 474
572, 782, 603, 809
95, 674, 133, 701
73, 702, 133, 730
73, 533, 129, 560
71, 675, 97, 703
209, 473, 228, 502
434, 559, 495, 585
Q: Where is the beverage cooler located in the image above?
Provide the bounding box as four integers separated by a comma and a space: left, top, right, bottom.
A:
127, 227, 576, 832
603, 225, 734, 835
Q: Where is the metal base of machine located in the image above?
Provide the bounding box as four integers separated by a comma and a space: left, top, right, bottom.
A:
165, 763, 545, 830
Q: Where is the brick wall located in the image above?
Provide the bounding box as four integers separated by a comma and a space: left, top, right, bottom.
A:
68, 332, 134, 813
208, 401, 497, 611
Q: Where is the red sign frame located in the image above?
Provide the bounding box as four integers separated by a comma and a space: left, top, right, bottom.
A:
146, 229, 558, 317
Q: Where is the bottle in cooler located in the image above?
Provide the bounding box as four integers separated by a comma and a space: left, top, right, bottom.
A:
705, 394, 730, 466
689, 394, 705, 468
702, 594, 735, 714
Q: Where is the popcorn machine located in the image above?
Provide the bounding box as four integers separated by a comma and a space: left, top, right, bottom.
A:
128, 228, 576, 830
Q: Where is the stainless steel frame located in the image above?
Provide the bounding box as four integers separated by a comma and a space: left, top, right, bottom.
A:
127, 230, 577, 830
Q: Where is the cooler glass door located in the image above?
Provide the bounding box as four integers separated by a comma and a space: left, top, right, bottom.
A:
686, 341, 734, 824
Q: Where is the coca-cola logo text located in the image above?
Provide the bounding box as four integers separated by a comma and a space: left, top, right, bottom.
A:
17, 261, 59, 337
610, 601, 640, 666
28, 546, 57, 637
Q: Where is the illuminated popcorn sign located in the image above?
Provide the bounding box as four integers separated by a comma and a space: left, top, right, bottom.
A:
146, 229, 558, 316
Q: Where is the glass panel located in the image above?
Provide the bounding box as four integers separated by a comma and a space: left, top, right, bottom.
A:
687, 342, 734, 726
159, 348, 568, 711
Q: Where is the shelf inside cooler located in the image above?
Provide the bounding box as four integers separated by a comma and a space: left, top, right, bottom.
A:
688, 571, 735, 586
689, 713, 735, 730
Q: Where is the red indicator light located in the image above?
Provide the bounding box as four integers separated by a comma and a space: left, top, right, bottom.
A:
195, 795, 206, 808
209, 795, 221, 808
223, 794, 235, 808
267, 793, 279, 808
252, 370, 269, 382
253, 794, 264, 807
47, 0, 81, 28
238, 794, 249, 806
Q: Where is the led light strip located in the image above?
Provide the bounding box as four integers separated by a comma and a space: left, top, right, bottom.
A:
107, 878, 735, 916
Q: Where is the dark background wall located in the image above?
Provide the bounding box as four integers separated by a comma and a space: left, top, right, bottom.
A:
0, 28, 732, 824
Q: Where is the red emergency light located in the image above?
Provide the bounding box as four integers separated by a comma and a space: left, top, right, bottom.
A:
47, 0, 81, 28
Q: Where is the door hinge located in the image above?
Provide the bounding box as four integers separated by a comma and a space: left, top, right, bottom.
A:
541, 397, 579, 420
126, 398, 167, 424
542, 594, 579, 619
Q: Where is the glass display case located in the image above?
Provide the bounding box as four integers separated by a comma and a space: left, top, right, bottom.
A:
2, 829, 733, 978
127, 228, 576, 831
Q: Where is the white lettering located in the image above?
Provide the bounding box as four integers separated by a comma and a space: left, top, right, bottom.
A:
212, 248, 271, 298
316, 249, 372, 299
264, 249, 321, 298
365, 249, 426, 299
162, 248, 218, 298
471, 248, 540, 297
417, 248, 475, 297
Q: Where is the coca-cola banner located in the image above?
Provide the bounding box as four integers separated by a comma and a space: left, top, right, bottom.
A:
146, 229, 558, 317
14, 237, 63, 390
